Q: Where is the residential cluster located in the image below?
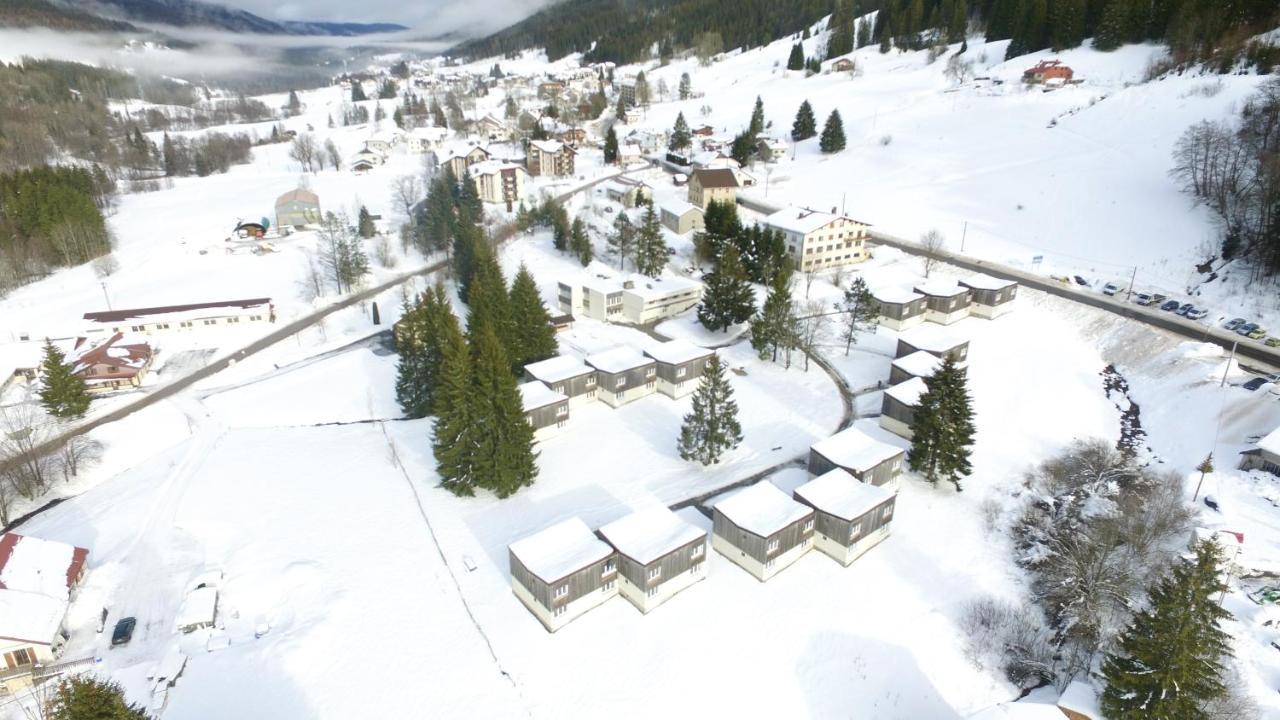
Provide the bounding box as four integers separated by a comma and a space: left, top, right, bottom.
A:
0, 533, 90, 695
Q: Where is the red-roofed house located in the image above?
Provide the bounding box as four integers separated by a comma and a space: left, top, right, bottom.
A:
67, 332, 154, 393
0, 533, 89, 693
1023, 60, 1073, 84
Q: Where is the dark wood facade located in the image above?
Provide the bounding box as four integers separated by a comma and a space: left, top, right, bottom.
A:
881, 393, 916, 427
712, 508, 814, 566
802, 495, 896, 549
807, 447, 904, 487
611, 536, 706, 595
509, 550, 617, 612
875, 296, 927, 320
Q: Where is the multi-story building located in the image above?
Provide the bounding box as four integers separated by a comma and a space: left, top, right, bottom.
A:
557, 274, 702, 325
527, 140, 576, 177
687, 168, 739, 209
468, 160, 527, 211
762, 206, 871, 272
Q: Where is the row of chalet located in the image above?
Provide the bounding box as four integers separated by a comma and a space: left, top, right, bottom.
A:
880, 323, 971, 440
557, 272, 702, 326
518, 339, 715, 435
872, 274, 1018, 331
0, 533, 90, 695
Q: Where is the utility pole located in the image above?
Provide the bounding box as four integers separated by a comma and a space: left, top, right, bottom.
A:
100, 282, 112, 311
1124, 266, 1137, 304
1192, 453, 1214, 502
1220, 341, 1237, 388
841, 192, 847, 216
960, 221, 968, 253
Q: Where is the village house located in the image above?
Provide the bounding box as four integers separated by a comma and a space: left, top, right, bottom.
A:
889, 350, 942, 386
362, 129, 402, 155
793, 469, 896, 566
527, 140, 576, 177
83, 299, 275, 336
1023, 59, 1074, 85
871, 287, 928, 331
468, 161, 527, 211
755, 136, 790, 162
407, 126, 449, 153
692, 124, 715, 137
618, 143, 643, 165
0, 533, 89, 695
519, 381, 570, 437
508, 517, 618, 632
349, 147, 385, 173
1240, 425, 1280, 476
0, 341, 46, 395
602, 176, 651, 208
433, 145, 492, 180
523, 356, 598, 407
537, 80, 566, 100
585, 347, 657, 408
880, 377, 927, 439
959, 274, 1019, 319
659, 200, 705, 235
762, 207, 871, 272
67, 333, 153, 394
274, 188, 321, 229
830, 57, 856, 72
475, 113, 511, 141
896, 324, 969, 363
687, 168, 739, 209
712, 481, 816, 581
690, 151, 740, 171
643, 339, 713, 399
807, 426, 906, 487
597, 507, 708, 613
556, 127, 588, 147
913, 281, 972, 325
557, 274, 702, 325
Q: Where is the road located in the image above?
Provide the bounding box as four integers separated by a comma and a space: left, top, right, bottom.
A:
735, 193, 1280, 371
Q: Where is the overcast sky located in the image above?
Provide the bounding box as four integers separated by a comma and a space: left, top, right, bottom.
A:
225, 0, 552, 33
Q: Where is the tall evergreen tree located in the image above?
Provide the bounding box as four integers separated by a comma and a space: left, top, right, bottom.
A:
750, 272, 795, 363
357, 206, 376, 238
947, 0, 968, 43
907, 355, 975, 490
394, 286, 451, 419
607, 212, 636, 269
633, 205, 670, 278
677, 355, 743, 464
670, 112, 692, 153
507, 264, 558, 372
465, 243, 512, 350
748, 95, 766, 136
698, 199, 743, 261
38, 340, 91, 419
880, 12, 895, 52
856, 17, 874, 49
469, 323, 538, 498
432, 309, 476, 496
787, 43, 807, 70
604, 125, 620, 163
730, 132, 756, 166
1050, 0, 1086, 51
635, 70, 651, 106
287, 90, 302, 114
791, 100, 818, 141
819, 109, 846, 153
570, 217, 593, 266
1101, 540, 1234, 720
351, 82, 367, 102
679, 72, 692, 100
827, 0, 856, 58
47, 676, 148, 720
697, 245, 756, 331
837, 276, 877, 355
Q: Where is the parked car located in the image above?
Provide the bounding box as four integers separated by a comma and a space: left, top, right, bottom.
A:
1185, 307, 1208, 320
1244, 377, 1270, 391
1176, 303, 1194, 315
111, 617, 136, 646
1248, 327, 1267, 340
1159, 300, 1181, 312
1133, 293, 1155, 306
1224, 318, 1247, 331
1102, 282, 1121, 296
1266, 372, 1280, 383
1236, 323, 1260, 337
1073, 275, 1089, 286
1267, 337, 1280, 348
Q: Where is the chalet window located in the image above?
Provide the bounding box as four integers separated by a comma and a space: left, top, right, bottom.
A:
603, 559, 616, 575
647, 586, 660, 598
648, 566, 662, 581
229, 317, 239, 323
131, 325, 142, 332
691, 562, 702, 574
616, 376, 627, 389
10, 648, 34, 665
675, 367, 687, 379
850, 524, 861, 541
553, 584, 569, 600
181, 322, 193, 328
585, 375, 597, 387
691, 544, 704, 559
803, 518, 814, 533
767, 538, 779, 554
204, 320, 216, 326
553, 605, 567, 617
603, 580, 615, 592
556, 405, 568, 417
645, 367, 656, 377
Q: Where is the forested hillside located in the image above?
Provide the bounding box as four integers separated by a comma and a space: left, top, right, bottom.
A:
0, 0, 137, 32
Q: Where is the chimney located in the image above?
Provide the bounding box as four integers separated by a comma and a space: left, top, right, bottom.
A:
623, 280, 635, 290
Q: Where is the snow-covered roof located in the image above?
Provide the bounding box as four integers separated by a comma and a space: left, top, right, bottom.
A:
764, 207, 851, 235
275, 188, 318, 206
871, 287, 923, 305
644, 339, 713, 365
598, 507, 706, 565
960, 273, 1017, 291
891, 350, 942, 379
810, 427, 904, 474
468, 160, 525, 177
661, 199, 703, 217
519, 381, 567, 411
176, 586, 218, 630
1257, 426, 1280, 456
0, 589, 66, 645
884, 376, 928, 407
914, 280, 969, 298
524, 355, 592, 383
1056, 680, 1102, 719
624, 275, 701, 301
84, 299, 270, 324
898, 324, 966, 353
0, 533, 88, 600
0, 341, 46, 375
530, 139, 566, 154
585, 346, 653, 374
509, 517, 613, 583
714, 481, 814, 538
410, 126, 449, 139
794, 469, 896, 522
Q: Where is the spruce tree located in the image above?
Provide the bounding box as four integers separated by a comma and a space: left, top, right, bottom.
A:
604, 125, 619, 163
791, 100, 818, 141
395, 295, 431, 418
287, 90, 302, 114
607, 212, 636, 270
697, 245, 756, 332
856, 17, 873, 49
452, 217, 482, 302
469, 323, 538, 498
730, 132, 755, 166
750, 273, 795, 363
819, 109, 846, 153
357, 206, 376, 238
907, 355, 975, 490
465, 243, 512, 350
677, 355, 743, 465
1101, 540, 1234, 720
679, 72, 692, 100
827, 0, 855, 58
351, 82, 367, 102
880, 13, 895, 53
948, 0, 968, 43
39, 341, 91, 419
635, 70, 651, 106
748, 95, 765, 136
570, 217, 593, 266
507, 264, 557, 373
1050, 0, 1085, 51
433, 311, 476, 496
47, 676, 148, 720
669, 112, 692, 152
633, 205, 670, 278
838, 276, 878, 355
787, 43, 806, 71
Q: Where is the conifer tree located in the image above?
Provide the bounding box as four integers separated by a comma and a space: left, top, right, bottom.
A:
677, 355, 743, 465
698, 199, 743, 261
908, 355, 975, 490
819, 109, 846, 153
669, 112, 692, 152
730, 132, 755, 166
856, 17, 873, 49
838, 276, 878, 355
827, 0, 855, 58
507, 264, 557, 373
287, 90, 302, 115
633, 205, 670, 278
357, 206, 376, 238
948, 0, 968, 43
787, 43, 806, 71
604, 125, 620, 163
432, 309, 476, 496
351, 82, 367, 102
607, 212, 636, 270
452, 216, 483, 302
1050, 0, 1085, 51
615, 93, 627, 119
1101, 540, 1234, 720
791, 100, 818, 141
395, 290, 435, 418
635, 70, 651, 106
679, 72, 692, 100
748, 95, 765, 136
469, 323, 538, 497
465, 243, 512, 349
880, 13, 895, 53
570, 217, 593, 266
47, 676, 148, 720
39, 340, 91, 419
697, 245, 756, 332
751, 272, 795, 363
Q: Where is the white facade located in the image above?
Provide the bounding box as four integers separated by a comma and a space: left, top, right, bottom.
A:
712, 533, 812, 582
595, 376, 657, 408
558, 275, 702, 325
814, 522, 891, 567
878, 414, 913, 440
763, 207, 871, 272
84, 301, 274, 336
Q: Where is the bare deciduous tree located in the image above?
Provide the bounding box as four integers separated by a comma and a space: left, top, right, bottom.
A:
324, 138, 342, 171
794, 299, 828, 372
920, 229, 945, 278
0, 403, 56, 507
289, 133, 320, 173
390, 175, 422, 219
57, 434, 103, 482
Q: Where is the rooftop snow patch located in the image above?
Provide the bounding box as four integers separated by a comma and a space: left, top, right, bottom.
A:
871, 287, 923, 305
1057, 680, 1102, 719
624, 275, 701, 301
891, 350, 943, 378
794, 469, 896, 522
0, 533, 87, 599
885, 377, 928, 407
176, 586, 218, 631
913, 281, 969, 298
586, 346, 654, 374
598, 507, 707, 565
519, 381, 567, 411
524, 356, 592, 384
763, 206, 867, 234
644, 339, 713, 365
898, 324, 967, 353
509, 517, 613, 584
0, 590, 66, 645
1258, 425, 1280, 456
810, 427, 905, 474
960, 273, 1017, 291
714, 481, 814, 538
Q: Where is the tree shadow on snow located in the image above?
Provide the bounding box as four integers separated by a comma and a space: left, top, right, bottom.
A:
795, 632, 962, 719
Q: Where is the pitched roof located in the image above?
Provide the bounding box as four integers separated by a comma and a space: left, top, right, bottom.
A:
793, 469, 896, 522
518, 380, 567, 411
714, 481, 813, 537
959, 273, 1017, 292
69, 333, 152, 375
275, 188, 318, 206
524, 356, 592, 384
810, 427, 904, 474
83, 298, 271, 324
691, 167, 739, 189
871, 287, 924, 305
0, 533, 88, 599
509, 517, 613, 584
898, 324, 967, 353
891, 350, 942, 379
0, 590, 66, 645
598, 507, 706, 565
585, 346, 653, 374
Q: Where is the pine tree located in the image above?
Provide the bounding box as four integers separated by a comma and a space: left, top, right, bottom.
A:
633, 205, 670, 278
679, 72, 692, 100
750, 272, 795, 363
351, 82, 367, 102
907, 355, 975, 490
452, 216, 484, 302
1050, 0, 1085, 51
39, 340, 91, 419
677, 355, 743, 465
1101, 540, 1234, 720
161, 133, 177, 176
433, 312, 476, 496
791, 100, 818, 141
607, 212, 636, 269
730, 132, 755, 166
604, 125, 620, 163
47, 676, 148, 720
819, 109, 846, 153
465, 243, 512, 349
669, 112, 692, 152
948, 0, 968, 43
357, 206, 376, 238
838, 276, 877, 355
469, 323, 538, 498
635, 70, 651, 106
827, 0, 855, 58
856, 17, 873, 49
287, 90, 302, 115
748, 95, 765, 136
880, 12, 895, 53
570, 217, 593, 266
787, 43, 806, 71
507, 264, 557, 372
697, 245, 756, 332
1093, 0, 1130, 51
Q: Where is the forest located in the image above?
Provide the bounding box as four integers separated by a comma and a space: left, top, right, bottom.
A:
0, 165, 116, 292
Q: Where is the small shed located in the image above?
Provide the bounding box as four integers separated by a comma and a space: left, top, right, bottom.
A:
643, 339, 713, 398
889, 350, 942, 386
712, 481, 815, 581
895, 324, 969, 363
872, 287, 927, 331
913, 281, 971, 325
518, 381, 569, 436
508, 517, 618, 632
808, 426, 905, 487
523, 356, 598, 407
958, 274, 1018, 319
1023, 59, 1074, 85
175, 586, 218, 633
585, 347, 657, 408
880, 376, 927, 439
830, 57, 855, 72
793, 469, 896, 566
597, 507, 708, 613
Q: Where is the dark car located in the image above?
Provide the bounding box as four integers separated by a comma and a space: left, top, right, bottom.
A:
1243, 377, 1269, 391
111, 617, 136, 646
1073, 275, 1089, 286
1159, 300, 1181, 312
